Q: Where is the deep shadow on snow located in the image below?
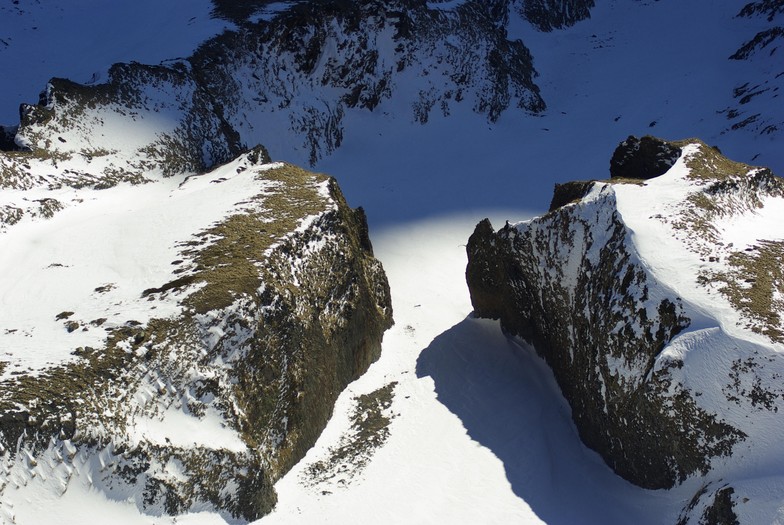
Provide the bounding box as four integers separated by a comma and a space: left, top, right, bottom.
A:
415, 315, 680, 525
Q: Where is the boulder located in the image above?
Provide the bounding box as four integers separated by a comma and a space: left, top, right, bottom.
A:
609, 135, 682, 180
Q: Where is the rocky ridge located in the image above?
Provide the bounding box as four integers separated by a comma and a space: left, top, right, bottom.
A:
0, 147, 393, 521
1, 0, 559, 184
466, 136, 784, 523
0, 1, 595, 520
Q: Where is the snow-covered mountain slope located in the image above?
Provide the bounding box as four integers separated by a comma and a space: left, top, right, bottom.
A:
0, 148, 392, 522
2, 0, 782, 204
727, 0, 784, 138
466, 138, 784, 524
1, 0, 784, 524
0, 0, 232, 125
191, 0, 547, 165
306, 0, 784, 231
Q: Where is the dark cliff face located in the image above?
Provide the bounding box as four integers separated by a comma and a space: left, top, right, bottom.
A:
466, 206, 742, 489
463, 137, 784, 491
7, 0, 550, 179
513, 0, 595, 31
609, 135, 682, 180
0, 125, 16, 150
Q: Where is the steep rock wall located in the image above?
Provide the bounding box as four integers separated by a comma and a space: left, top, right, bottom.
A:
466, 190, 740, 489
466, 137, 784, 512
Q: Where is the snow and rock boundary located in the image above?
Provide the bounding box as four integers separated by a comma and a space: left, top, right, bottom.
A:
466, 136, 784, 523
0, 151, 393, 522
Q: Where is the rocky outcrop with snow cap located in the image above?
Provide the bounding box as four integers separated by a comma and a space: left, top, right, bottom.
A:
0, 146, 392, 521
466, 137, 784, 523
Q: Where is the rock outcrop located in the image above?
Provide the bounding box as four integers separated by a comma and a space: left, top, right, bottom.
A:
513, 0, 595, 31
609, 135, 682, 180
466, 136, 784, 522
2, 0, 550, 179
0, 149, 393, 521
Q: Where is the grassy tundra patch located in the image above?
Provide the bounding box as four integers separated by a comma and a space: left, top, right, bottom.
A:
712, 240, 784, 343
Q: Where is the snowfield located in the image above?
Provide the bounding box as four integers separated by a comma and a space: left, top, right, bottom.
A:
0, 159, 283, 379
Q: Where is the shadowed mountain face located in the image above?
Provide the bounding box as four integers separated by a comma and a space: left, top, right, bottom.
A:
210, 0, 596, 30
5, 0, 555, 189
193, 0, 549, 164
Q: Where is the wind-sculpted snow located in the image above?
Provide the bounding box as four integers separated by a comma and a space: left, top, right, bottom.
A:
467, 138, 784, 523
0, 150, 393, 521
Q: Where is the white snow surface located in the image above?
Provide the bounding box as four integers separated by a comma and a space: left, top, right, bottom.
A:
613, 144, 784, 348
1, 0, 784, 524
127, 403, 247, 453
0, 158, 282, 378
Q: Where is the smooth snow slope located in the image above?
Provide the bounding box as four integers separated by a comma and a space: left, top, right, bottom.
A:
0, 0, 232, 125
1, 0, 782, 524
